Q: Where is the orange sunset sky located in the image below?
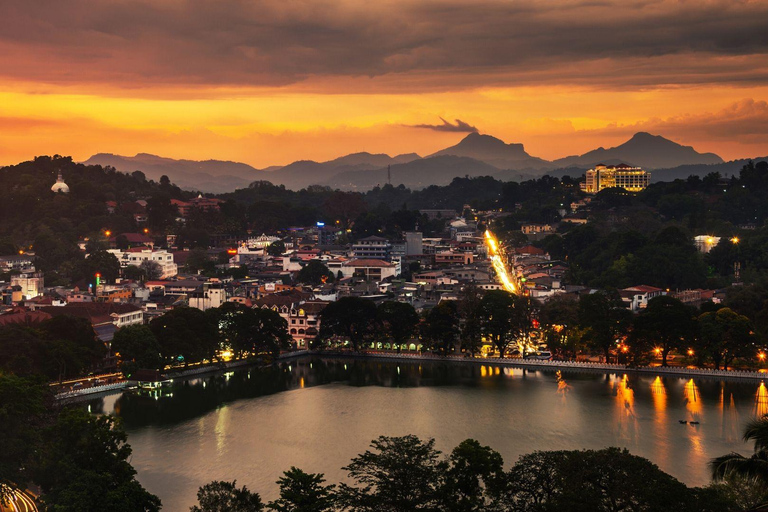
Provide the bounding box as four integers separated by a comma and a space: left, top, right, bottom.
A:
2, 0, 768, 168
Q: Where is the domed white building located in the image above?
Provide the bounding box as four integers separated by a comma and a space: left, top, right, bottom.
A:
51, 170, 70, 194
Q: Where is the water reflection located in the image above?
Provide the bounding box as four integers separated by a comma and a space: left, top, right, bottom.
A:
82, 356, 768, 510
755, 382, 768, 418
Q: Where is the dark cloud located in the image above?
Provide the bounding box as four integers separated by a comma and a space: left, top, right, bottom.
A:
1, 0, 768, 91
410, 118, 478, 132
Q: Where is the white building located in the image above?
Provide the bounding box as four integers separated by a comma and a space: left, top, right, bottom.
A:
188, 280, 227, 311
107, 248, 178, 278
694, 235, 721, 254
10, 272, 44, 300
341, 259, 398, 281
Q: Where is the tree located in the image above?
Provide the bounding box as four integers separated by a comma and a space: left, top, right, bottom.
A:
499, 447, 693, 512
712, 415, 768, 488
268, 467, 336, 512
122, 264, 145, 281
83, 249, 121, 285
0, 373, 47, 504
139, 260, 162, 281
478, 291, 533, 357
150, 307, 219, 365
457, 284, 484, 356
111, 325, 162, 377
422, 301, 460, 355
698, 308, 754, 370
317, 297, 377, 351
267, 240, 286, 256
578, 291, 631, 362
337, 435, 447, 512
442, 439, 505, 512
40, 316, 106, 382
33, 408, 161, 512
538, 294, 582, 359
191, 480, 263, 512
631, 296, 697, 367
377, 301, 419, 351
297, 260, 334, 286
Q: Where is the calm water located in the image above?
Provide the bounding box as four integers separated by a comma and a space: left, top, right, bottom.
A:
88, 357, 768, 511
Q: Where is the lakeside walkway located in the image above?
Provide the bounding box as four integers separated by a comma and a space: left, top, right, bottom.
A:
306, 350, 768, 382
56, 350, 768, 400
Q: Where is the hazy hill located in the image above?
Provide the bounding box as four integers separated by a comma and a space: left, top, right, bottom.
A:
428, 132, 552, 170
553, 132, 723, 169
324, 155, 500, 190
83, 153, 262, 193
269, 152, 422, 190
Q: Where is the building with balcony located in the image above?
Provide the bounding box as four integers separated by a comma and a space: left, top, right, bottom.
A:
581, 164, 650, 194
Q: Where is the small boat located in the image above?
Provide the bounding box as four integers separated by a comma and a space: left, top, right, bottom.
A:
679, 420, 688, 424
690, 421, 700, 425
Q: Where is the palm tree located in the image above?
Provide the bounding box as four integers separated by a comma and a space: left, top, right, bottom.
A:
711, 415, 768, 485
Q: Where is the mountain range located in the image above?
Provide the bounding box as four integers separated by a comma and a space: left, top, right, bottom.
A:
84, 132, 733, 192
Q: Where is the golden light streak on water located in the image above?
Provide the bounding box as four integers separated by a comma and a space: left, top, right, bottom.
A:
684, 379, 702, 418
484, 230, 516, 293
755, 382, 768, 417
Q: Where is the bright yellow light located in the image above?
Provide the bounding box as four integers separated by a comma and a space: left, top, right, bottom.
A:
687, 349, 694, 356
759, 352, 766, 361
706, 237, 714, 244
654, 347, 662, 355
104, 230, 112, 237
485, 230, 516, 293
731, 237, 739, 244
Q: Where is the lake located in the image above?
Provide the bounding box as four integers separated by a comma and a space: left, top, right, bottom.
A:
88, 357, 768, 511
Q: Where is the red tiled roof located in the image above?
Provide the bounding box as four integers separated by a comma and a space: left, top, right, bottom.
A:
344, 259, 394, 268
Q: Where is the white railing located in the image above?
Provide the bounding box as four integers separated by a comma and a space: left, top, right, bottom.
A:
55, 381, 128, 399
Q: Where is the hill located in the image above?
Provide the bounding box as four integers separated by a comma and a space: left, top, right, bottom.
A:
269, 152, 421, 190
553, 132, 723, 169
428, 132, 552, 170
324, 155, 500, 190
83, 153, 262, 193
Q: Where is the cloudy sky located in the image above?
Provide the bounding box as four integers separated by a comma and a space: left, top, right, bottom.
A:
2, 0, 768, 167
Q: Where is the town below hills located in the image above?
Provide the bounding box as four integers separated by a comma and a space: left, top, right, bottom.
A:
83, 132, 762, 194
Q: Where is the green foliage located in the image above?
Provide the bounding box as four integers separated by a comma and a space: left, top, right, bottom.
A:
578, 291, 631, 361
501, 447, 694, 512
422, 300, 460, 355
191, 480, 263, 512
33, 408, 161, 512
443, 439, 505, 512
297, 260, 334, 286
317, 297, 378, 350
267, 240, 286, 256
150, 306, 219, 365
268, 467, 336, 512
0, 317, 106, 381
698, 308, 754, 370
478, 290, 534, 357
631, 296, 697, 367
338, 435, 448, 512
111, 325, 163, 377
377, 301, 419, 348
214, 302, 291, 358
0, 373, 48, 504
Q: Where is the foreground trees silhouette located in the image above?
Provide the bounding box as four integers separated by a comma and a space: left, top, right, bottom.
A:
191, 434, 748, 512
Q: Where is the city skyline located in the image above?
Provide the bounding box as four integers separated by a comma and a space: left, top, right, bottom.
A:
2, 0, 768, 167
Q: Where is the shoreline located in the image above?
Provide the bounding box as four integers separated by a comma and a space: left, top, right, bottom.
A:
58, 349, 768, 400
304, 350, 768, 383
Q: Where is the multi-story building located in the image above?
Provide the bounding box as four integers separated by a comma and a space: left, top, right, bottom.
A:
341, 259, 398, 281
10, 272, 44, 300
188, 280, 227, 311
107, 248, 178, 278
581, 164, 650, 194
351, 236, 391, 260
694, 235, 721, 254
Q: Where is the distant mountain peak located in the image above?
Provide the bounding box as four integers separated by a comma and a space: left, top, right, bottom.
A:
428, 132, 550, 170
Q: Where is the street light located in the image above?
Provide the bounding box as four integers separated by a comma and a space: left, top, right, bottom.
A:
687, 349, 694, 357
104, 230, 112, 237
731, 237, 740, 244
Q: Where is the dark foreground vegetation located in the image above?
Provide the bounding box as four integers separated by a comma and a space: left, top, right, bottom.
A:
187, 432, 768, 512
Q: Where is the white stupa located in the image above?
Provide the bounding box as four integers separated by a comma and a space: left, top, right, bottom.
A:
51, 170, 70, 194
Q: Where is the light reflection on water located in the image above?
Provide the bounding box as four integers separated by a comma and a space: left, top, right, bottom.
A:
85, 358, 768, 511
